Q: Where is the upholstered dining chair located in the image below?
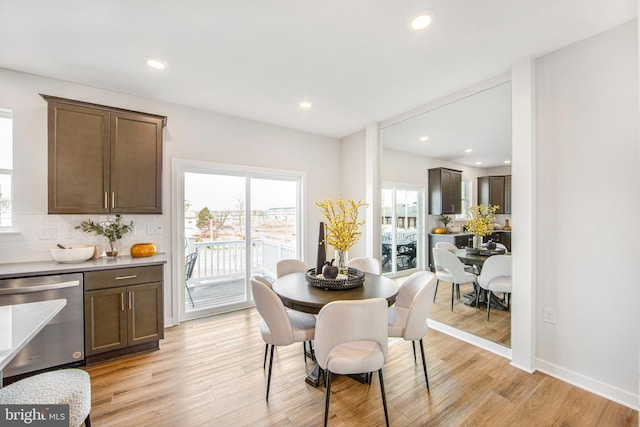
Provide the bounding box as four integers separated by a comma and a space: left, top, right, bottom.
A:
388, 270, 437, 389
315, 298, 389, 427
477, 255, 512, 320
250, 278, 316, 401
0, 369, 92, 427
276, 259, 309, 278
432, 248, 477, 311
435, 241, 476, 275
251, 274, 313, 368
347, 257, 382, 274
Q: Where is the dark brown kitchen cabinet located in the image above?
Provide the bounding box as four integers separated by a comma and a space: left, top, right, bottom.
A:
478, 175, 511, 214
43, 94, 166, 214
84, 265, 164, 363
428, 167, 462, 215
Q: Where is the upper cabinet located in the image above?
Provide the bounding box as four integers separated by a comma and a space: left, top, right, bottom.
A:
478, 175, 511, 214
44, 95, 166, 214
428, 167, 462, 215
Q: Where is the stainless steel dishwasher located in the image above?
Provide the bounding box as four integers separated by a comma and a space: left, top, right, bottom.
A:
0, 273, 84, 379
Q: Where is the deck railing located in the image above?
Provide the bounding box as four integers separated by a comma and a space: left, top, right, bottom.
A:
186, 237, 296, 283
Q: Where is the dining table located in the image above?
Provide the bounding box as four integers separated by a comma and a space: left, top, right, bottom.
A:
272, 271, 398, 386
454, 248, 508, 311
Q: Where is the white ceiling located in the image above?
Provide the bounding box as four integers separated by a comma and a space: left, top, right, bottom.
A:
0, 1, 636, 165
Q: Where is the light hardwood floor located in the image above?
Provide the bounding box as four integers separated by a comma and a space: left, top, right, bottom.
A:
85, 308, 637, 426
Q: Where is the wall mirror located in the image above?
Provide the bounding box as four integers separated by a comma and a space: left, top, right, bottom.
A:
379, 78, 512, 348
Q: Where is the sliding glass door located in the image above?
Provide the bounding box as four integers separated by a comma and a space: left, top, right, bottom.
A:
381, 185, 422, 277
179, 163, 301, 319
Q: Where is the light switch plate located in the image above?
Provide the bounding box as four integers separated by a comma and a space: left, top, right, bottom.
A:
147, 225, 163, 235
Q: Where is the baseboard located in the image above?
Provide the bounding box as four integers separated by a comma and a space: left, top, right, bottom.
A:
427, 319, 512, 360
536, 358, 639, 411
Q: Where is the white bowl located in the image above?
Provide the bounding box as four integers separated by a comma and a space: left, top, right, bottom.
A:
50, 245, 96, 263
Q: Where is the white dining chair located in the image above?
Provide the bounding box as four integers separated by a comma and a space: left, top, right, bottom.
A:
477, 255, 512, 320
347, 257, 381, 274
276, 259, 309, 278
432, 248, 477, 311
251, 278, 316, 401
435, 241, 476, 274
315, 298, 389, 427
388, 271, 437, 389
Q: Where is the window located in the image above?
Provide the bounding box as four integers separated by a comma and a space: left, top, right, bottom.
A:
0, 109, 12, 227
456, 179, 472, 220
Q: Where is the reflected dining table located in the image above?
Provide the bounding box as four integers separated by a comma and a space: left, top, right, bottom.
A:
272, 271, 398, 386
454, 248, 509, 311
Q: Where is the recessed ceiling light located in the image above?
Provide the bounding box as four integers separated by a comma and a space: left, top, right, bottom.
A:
299, 101, 312, 110
464, 148, 473, 153
475, 161, 483, 165
145, 57, 168, 70
409, 11, 434, 31
504, 160, 512, 164
419, 136, 429, 142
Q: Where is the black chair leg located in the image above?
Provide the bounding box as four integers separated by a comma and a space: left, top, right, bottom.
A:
324, 370, 332, 427
378, 369, 389, 427
486, 291, 492, 321
450, 283, 455, 311
433, 279, 439, 302
263, 343, 269, 369
266, 345, 275, 401
418, 338, 429, 390
84, 414, 92, 427
476, 284, 480, 309
411, 340, 416, 362
186, 284, 195, 307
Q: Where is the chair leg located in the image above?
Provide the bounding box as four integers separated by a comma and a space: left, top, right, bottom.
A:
324, 370, 332, 427
84, 414, 92, 427
433, 279, 439, 302
266, 345, 275, 401
263, 343, 269, 369
411, 340, 416, 362
418, 338, 429, 390
486, 290, 492, 321
451, 283, 455, 311
475, 284, 480, 309
185, 284, 195, 307
378, 369, 390, 427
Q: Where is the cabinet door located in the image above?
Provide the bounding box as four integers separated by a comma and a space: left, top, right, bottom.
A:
84, 287, 127, 355
48, 102, 110, 214
450, 171, 462, 214
504, 175, 512, 214
111, 112, 163, 214
489, 176, 505, 213
441, 170, 462, 214
127, 282, 164, 346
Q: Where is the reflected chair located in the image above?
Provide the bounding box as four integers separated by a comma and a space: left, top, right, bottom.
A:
185, 251, 198, 307
477, 255, 512, 320
0, 369, 91, 427
388, 271, 437, 389
435, 241, 476, 276
251, 278, 316, 401
315, 298, 389, 427
495, 242, 508, 253
276, 259, 309, 278
432, 248, 477, 311
347, 257, 381, 274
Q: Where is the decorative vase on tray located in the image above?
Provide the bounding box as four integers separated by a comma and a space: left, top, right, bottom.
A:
464, 204, 499, 250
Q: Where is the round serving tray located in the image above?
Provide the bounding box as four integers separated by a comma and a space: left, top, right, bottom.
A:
464, 247, 506, 256
305, 267, 365, 290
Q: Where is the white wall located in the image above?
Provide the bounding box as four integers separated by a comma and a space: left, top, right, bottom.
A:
534, 20, 639, 407
0, 68, 342, 322
339, 129, 367, 258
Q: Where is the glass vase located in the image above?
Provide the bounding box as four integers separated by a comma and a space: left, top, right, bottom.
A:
473, 235, 483, 250
105, 240, 119, 257
336, 250, 349, 276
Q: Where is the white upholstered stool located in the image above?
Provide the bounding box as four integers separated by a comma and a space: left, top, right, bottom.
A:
0, 369, 91, 427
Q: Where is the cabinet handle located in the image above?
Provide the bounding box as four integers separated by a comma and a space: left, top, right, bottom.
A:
111, 192, 115, 209
115, 275, 137, 280
128, 291, 133, 310
104, 192, 108, 209
121, 293, 125, 311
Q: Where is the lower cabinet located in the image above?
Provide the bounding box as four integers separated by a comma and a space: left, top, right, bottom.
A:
428, 233, 473, 271
84, 265, 164, 363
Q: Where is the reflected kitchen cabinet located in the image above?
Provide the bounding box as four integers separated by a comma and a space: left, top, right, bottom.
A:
428, 167, 462, 215
478, 175, 511, 214
43, 94, 166, 214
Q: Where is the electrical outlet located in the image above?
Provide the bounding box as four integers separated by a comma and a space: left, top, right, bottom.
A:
543, 307, 557, 324
147, 225, 163, 235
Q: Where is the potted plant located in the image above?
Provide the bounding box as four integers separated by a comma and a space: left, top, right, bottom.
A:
75, 215, 134, 256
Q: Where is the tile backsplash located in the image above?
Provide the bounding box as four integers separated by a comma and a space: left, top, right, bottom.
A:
0, 214, 166, 264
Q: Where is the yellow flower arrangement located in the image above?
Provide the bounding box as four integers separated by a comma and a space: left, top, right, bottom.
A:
314, 198, 367, 252
464, 204, 499, 237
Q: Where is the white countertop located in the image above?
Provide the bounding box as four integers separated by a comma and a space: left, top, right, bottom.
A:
0, 254, 167, 279
0, 299, 66, 378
